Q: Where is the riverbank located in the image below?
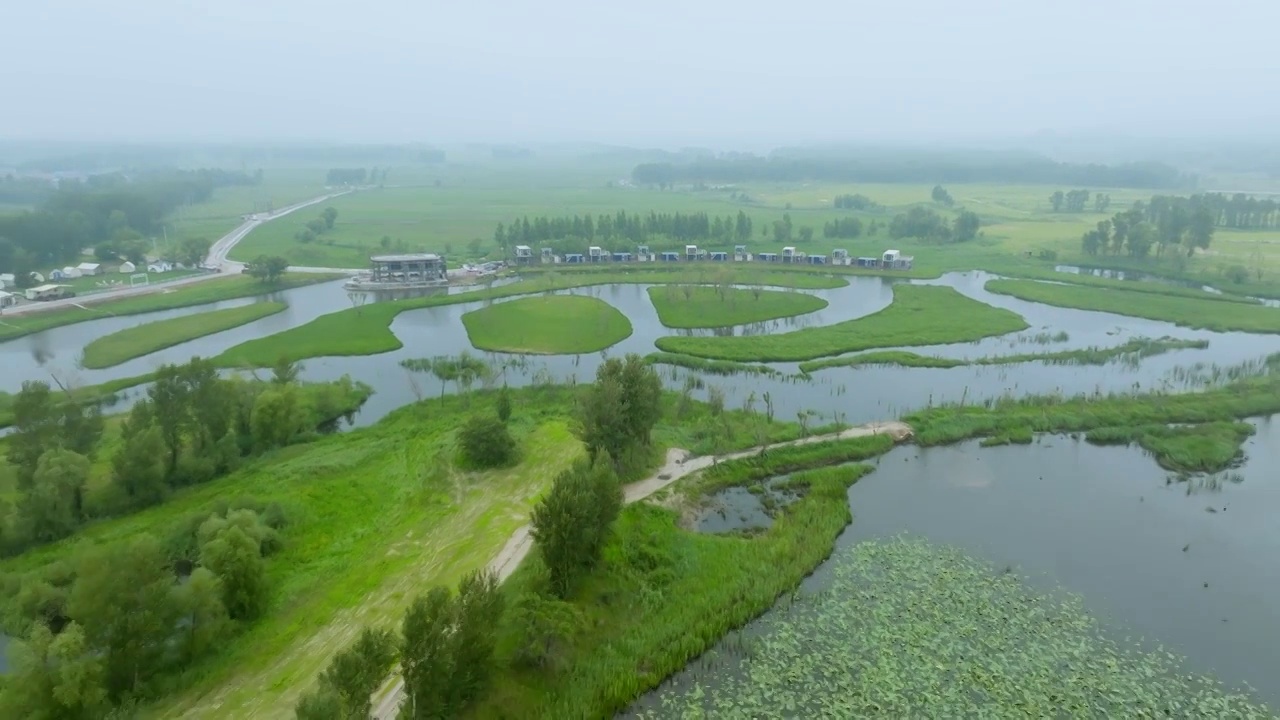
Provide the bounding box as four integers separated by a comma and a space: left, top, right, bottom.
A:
82, 301, 287, 369
0, 274, 337, 342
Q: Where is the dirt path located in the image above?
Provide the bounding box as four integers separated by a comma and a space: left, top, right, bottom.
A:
370, 420, 912, 719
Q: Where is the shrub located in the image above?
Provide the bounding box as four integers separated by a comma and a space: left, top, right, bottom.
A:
458, 415, 517, 469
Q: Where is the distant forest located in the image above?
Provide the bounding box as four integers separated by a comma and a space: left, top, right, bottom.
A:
0, 169, 259, 277
632, 152, 1192, 190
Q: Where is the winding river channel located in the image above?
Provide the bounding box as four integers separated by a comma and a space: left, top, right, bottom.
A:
4, 271, 1280, 701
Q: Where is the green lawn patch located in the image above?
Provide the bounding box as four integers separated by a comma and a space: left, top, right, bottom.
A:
799, 337, 1208, 373
81, 302, 287, 369
0, 274, 337, 342
986, 279, 1280, 333
646, 285, 827, 328
655, 285, 1028, 362
461, 296, 631, 354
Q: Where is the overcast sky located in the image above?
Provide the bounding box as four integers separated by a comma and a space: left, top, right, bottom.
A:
5, 0, 1279, 146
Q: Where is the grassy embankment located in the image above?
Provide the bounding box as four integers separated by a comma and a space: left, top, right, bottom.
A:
0, 274, 336, 342
799, 337, 1209, 373
81, 302, 287, 369
643, 351, 780, 376
905, 373, 1280, 472
216, 268, 846, 366
987, 279, 1280, 333
656, 284, 1029, 362
646, 285, 827, 328
0, 385, 829, 719
470, 435, 895, 718
461, 296, 632, 354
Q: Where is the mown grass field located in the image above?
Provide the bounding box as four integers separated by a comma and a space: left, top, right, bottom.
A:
647, 285, 827, 328
656, 284, 1029, 362
0, 274, 335, 342
81, 301, 287, 368
986, 278, 1280, 333
462, 295, 632, 354
216, 268, 846, 366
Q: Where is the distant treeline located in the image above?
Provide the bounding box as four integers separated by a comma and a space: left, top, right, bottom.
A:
1082, 195, 1216, 258
1049, 189, 1111, 213
832, 193, 880, 211
632, 153, 1191, 189
494, 210, 756, 248
8, 143, 444, 173
0, 168, 259, 275
1185, 192, 1280, 229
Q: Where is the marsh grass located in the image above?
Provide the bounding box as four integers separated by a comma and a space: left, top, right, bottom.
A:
646, 285, 827, 328
644, 352, 781, 377
987, 278, 1280, 333
81, 301, 287, 369
656, 285, 1029, 362
799, 337, 1208, 373
1085, 421, 1254, 472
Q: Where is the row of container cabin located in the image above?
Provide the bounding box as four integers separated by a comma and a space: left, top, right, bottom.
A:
511, 244, 913, 269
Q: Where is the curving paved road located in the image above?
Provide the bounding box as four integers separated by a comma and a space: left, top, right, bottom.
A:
1, 190, 352, 317
370, 421, 914, 719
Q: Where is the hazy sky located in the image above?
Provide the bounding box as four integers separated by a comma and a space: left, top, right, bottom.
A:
6, 0, 1279, 145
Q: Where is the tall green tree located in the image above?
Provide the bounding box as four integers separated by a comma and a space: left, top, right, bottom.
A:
298, 627, 395, 720
399, 587, 456, 719
199, 522, 268, 620
170, 567, 230, 665
447, 571, 504, 708
8, 381, 61, 487
530, 456, 621, 598
21, 449, 91, 543
67, 535, 177, 700
0, 622, 107, 720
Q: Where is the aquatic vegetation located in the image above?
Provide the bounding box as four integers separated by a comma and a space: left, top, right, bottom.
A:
460, 295, 632, 354
646, 285, 827, 328
644, 352, 780, 377
657, 285, 1029, 362
633, 537, 1272, 718
987, 278, 1280, 333
800, 337, 1208, 373
1085, 421, 1254, 472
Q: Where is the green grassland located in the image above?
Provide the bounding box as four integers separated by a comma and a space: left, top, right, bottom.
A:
656, 285, 1029, 362
216, 268, 846, 366
81, 301, 287, 368
986, 279, 1280, 333
158, 168, 328, 256
799, 337, 1209, 373
0, 386, 836, 719
472, 438, 892, 717
647, 285, 827, 328
0, 274, 337, 342
462, 295, 632, 354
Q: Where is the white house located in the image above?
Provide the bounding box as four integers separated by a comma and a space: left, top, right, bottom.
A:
60, 266, 82, 279
77, 262, 101, 276
118, 261, 137, 273
0, 290, 16, 309
29, 271, 44, 284
0, 273, 14, 289
147, 261, 173, 273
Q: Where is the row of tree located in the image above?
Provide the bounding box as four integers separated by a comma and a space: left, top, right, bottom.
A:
325, 168, 368, 185
888, 207, 981, 243
822, 217, 866, 239
631, 155, 1191, 189
295, 206, 339, 244
494, 210, 757, 249
0, 168, 257, 277
1168, 192, 1280, 230
832, 193, 879, 211
3, 358, 367, 554
1080, 196, 1217, 259
1048, 189, 1111, 213
0, 502, 284, 716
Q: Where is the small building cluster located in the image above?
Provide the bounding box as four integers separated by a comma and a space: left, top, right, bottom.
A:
513, 244, 913, 270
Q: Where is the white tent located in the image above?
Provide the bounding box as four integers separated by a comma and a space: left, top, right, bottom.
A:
118, 261, 137, 273
61, 266, 83, 279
